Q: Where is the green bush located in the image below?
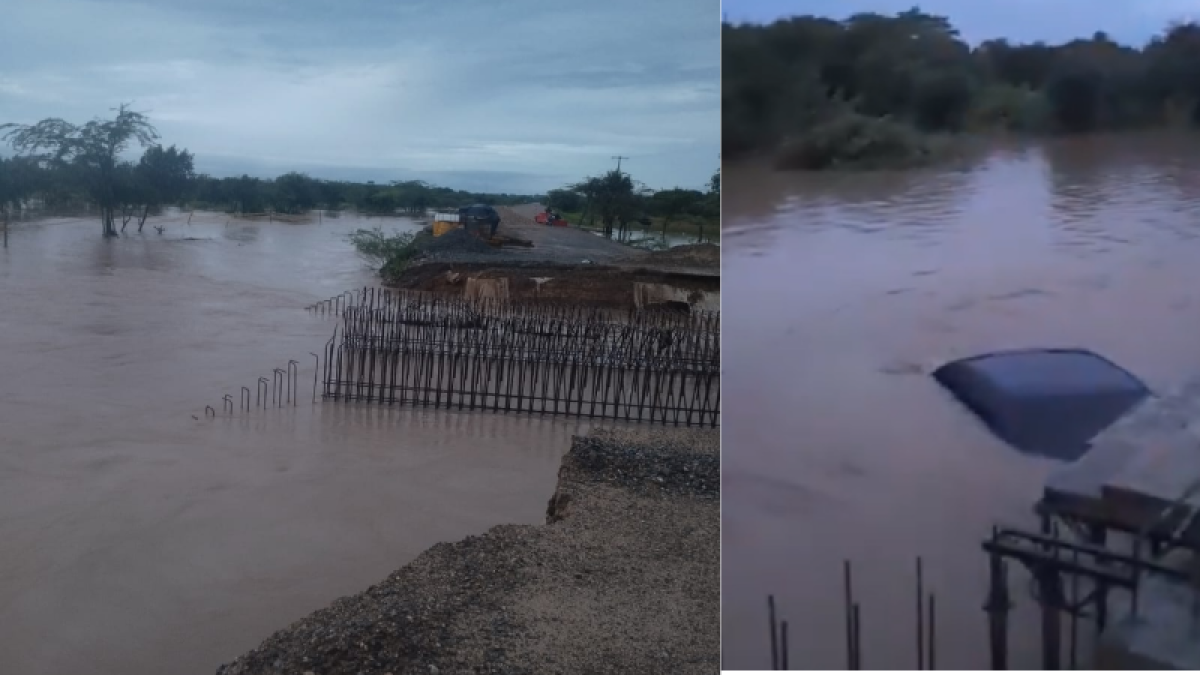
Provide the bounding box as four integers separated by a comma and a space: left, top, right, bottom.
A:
775, 113, 933, 170
348, 227, 420, 280
967, 84, 1052, 131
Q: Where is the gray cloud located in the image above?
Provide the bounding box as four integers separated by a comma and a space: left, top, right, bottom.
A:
0, 0, 719, 193
724, 0, 1200, 45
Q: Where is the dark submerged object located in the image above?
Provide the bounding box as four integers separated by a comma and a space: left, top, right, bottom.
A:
459, 203, 499, 223
932, 348, 1151, 461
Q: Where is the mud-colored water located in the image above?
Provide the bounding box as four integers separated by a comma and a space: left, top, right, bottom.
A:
0, 210, 600, 675
721, 133, 1200, 670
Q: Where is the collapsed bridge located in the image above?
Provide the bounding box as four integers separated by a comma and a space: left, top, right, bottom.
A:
318, 288, 720, 427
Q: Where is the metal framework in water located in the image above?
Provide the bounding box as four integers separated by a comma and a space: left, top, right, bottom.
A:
754, 558, 939, 671
979, 499, 1200, 670
318, 287, 721, 426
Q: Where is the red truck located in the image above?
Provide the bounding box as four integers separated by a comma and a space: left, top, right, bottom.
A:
535, 210, 569, 227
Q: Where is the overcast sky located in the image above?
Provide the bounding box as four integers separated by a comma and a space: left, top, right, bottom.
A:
723, 0, 1200, 45
0, 0, 719, 194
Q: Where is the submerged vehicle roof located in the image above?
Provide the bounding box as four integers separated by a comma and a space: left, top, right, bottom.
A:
932, 347, 1151, 462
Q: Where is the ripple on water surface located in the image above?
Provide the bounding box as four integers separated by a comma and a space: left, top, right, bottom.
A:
0, 210, 609, 675
721, 134, 1200, 669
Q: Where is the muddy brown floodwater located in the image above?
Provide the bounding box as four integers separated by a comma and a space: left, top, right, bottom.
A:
721, 133, 1200, 670
0, 210, 603, 675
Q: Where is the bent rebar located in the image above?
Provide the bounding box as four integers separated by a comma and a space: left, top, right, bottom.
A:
223, 394, 234, 415
310, 352, 319, 403
258, 377, 269, 408
287, 360, 299, 406
205, 405, 215, 418
241, 386, 251, 412
273, 368, 285, 408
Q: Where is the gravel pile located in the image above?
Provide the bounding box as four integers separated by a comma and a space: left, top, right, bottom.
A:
215, 427, 719, 675
555, 428, 719, 500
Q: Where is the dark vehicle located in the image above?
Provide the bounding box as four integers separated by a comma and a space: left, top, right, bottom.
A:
458, 204, 501, 237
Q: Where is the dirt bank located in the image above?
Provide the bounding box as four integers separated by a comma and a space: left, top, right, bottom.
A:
216, 427, 719, 675
407, 205, 640, 266
386, 206, 720, 310
390, 261, 720, 310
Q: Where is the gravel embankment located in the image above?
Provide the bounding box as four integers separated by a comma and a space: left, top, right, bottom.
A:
215, 427, 719, 675
398, 206, 719, 281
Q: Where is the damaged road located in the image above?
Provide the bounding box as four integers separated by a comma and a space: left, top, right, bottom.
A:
391, 205, 720, 309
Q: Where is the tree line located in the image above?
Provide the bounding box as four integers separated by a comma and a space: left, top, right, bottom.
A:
724, 10, 1200, 168
2, 106, 718, 243
0, 106, 541, 236
188, 173, 537, 216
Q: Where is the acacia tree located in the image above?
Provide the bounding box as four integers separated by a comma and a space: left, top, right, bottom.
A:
1, 104, 159, 236
113, 162, 144, 232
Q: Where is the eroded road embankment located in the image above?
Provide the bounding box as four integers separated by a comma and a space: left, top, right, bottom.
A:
216, 427, 720, 675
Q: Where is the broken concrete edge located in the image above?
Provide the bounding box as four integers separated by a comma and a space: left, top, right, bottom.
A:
214, 426, 719, 675
546, 428, 721, 523
1095, 573, 1200, 670
398, 259, 714, 277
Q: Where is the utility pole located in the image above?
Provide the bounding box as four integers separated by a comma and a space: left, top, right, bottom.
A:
612, 155, 629, 174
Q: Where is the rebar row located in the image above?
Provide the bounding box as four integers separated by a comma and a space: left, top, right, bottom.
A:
307, 290, 356, 316
331, 289, 719, 373
322, 336, 719, 426
310, 286, 719, 336
308, 289, 720, 425
204, 356, 318, 418
766, 558, 938, 671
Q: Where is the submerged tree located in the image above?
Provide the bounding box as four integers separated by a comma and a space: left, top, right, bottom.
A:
571, 170, 648, 240
0, 156, 37, 217
650, 188, 705, 238
134, 144, 194, 230
272, 171, 319, 214
1, 104, 159, 236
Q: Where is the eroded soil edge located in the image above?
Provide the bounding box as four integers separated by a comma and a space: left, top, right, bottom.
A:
216, 427, 719, 675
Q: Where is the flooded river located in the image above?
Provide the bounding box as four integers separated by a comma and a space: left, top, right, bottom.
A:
721, 134, 1200, 670
0, 211, 598, 674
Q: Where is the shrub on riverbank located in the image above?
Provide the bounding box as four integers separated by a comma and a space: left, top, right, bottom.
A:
774, 113, 934, 170
348, 228, 422, 280
965, 84, 1054, 132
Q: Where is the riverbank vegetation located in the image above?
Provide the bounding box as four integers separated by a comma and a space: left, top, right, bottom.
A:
0, 107, 540, 237
724, 11, 1200, 169
3, 107, 718, 246
545, 168, 719, 245
347, 228, 423, 280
